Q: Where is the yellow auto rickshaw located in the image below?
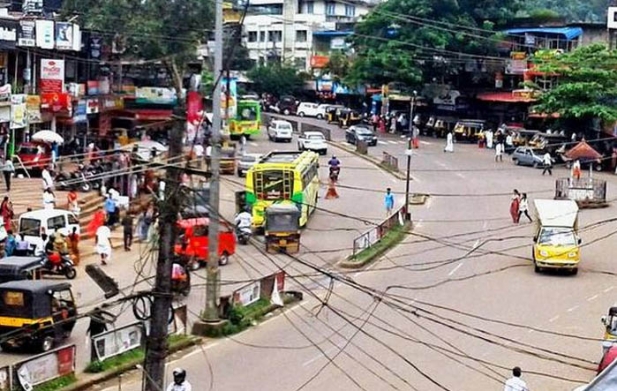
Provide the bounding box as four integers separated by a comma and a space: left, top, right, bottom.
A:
453, 120, 486, 142
602, 307, 617, 341
220, 143, 237, 175
338, 109, 362, 128
265, 203, 301, 254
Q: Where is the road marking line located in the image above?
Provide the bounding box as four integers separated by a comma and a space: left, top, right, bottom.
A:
388, 140, 398, 144
549, 315, 560, 323
378, 141, 387, 145
437, 162, 447, 168
567, 305, 579, 312
605, 286, 615, 293
249, 142, 258, 147
303, 345, 340, 366
449, 262, 463, 276
456, 173, 465, 179
482, 220, 488, 230
528, 329, 534, 333
588, 295, 599, 302
472, 239, 480, 249
420, 141, 431, 145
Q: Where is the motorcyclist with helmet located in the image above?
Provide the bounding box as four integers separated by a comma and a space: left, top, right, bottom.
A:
234, 207, 253, 244
327, 155, 341, 181
166, 368, 192, 391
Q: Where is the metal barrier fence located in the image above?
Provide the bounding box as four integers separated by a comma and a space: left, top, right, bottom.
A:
352, 205, 406, 256
555, 177, 607, 206
382, 152, 399, 172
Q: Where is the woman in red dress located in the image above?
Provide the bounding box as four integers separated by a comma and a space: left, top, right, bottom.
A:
0, 196, 13, 231
510, 189, 520, 224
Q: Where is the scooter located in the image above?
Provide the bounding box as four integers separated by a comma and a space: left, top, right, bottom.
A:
41, 253, 77, 280
329, 166, 340, 182
236, 225, 252, 245
171, 263, 191, 296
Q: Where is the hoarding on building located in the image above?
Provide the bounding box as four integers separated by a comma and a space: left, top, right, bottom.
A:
26, 95, 41, 123
10, 94, 26, 129
35, 20, 54, 49
17, 21, 35, 47
54, 22, 73, 51
40, 59, 64, 94
135, 87, 177, 105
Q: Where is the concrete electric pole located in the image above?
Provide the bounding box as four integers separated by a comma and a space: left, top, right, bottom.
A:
204, 0, 224, 322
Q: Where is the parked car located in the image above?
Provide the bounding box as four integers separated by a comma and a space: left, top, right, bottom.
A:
267, 120, 293, 142
237, 153, 262, 177
346, 125, 378, 146
297, 131, 328, 155
316, 104, 344, 120
512, 147, 545, 167
296, 102, 320, 118
273, 96, 297, 115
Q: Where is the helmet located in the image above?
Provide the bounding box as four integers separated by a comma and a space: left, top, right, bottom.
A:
331, 155, 336, 159
172, 368, 186, 385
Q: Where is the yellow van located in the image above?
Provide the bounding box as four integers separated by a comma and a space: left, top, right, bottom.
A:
532, 199, 581, 275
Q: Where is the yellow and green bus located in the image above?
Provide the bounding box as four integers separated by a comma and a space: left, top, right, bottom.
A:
245, 151, 320, 228
229, 100, 261, 137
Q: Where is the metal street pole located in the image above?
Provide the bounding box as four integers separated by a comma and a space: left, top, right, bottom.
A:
204, 0, 224, 322
404, 92, 416, 217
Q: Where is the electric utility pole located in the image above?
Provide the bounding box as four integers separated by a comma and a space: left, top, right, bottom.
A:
404, 91, 417, 214
204, 0, 224, 322
141, 114, 185, 390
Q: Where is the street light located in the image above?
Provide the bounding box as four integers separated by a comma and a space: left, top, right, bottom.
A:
404, 90, 417, 219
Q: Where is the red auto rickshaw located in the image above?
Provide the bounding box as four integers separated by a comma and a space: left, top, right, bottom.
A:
174, 218, 236, 268
17, 142, 52, 173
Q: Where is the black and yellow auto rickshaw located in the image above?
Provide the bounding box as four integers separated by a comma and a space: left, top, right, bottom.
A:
325, 107, 342, 124
0, 256, 45, 283
453, 120, 486, 142
0, 280, 77, 352
220, 143, 237, 175
338, 109, 362, 128
265, 203, 301, 254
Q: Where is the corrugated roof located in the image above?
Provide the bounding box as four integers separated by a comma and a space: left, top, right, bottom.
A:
503, 27, 583, 41
312, 30, 353, 37
534, 199, 578, 227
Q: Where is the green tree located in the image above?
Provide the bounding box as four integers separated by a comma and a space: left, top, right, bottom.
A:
247, 64, 306, 97
532, 45, 617, 124
522, 0, 606, 22
322, 51, 351, 82
347, 0, 522, 86
63, 0, 213, 100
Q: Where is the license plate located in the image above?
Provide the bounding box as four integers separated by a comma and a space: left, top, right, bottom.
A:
280, 239, 287, 245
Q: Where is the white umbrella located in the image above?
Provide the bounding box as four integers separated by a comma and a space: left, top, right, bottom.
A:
31, 130, 64, 145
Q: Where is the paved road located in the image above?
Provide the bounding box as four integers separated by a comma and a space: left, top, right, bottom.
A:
0, 130, 405, 374
97, 115, 617, 390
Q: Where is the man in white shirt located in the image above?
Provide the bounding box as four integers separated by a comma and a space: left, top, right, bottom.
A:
504, 367, 529, 391
41, 166, 54, 191
95, 224, 113, 265
205, 145, 212, 171
542, 152, 553, 176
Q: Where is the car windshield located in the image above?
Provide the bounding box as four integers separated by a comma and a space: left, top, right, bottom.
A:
538, 227, 577, 246
356, 127, 372, 135
19, 218, 41, 236
241, 156, 258, 163
308, 135, 324, 140
278, 124, 292, 130
18, 146, 39, 155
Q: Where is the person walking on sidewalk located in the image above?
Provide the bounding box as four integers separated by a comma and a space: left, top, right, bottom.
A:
518, 194, 532, 223
504, 367, 529, 391
95, 224, 112, 265
121, 211, 134, 251
542, 152, 553, 175
444, 132, 454, 153
384, 188, 395, 216
1, 157, 14, 192
68, 227, 80, 266
43, 188, 55, 210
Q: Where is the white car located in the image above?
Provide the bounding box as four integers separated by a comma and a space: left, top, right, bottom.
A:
267, 120, 293, 143
237, 153, 262, 177
298, 131, 328, 155
296, 102, 320, 118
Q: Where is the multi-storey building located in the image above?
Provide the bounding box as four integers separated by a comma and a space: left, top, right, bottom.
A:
241, 0, 376, 70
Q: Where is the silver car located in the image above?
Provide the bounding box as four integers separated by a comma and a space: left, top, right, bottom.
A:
237, 153, 262, 177
512, 147, 544, 167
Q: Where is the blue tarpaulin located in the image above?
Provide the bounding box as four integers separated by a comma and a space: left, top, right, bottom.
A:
502, 27, 583, 41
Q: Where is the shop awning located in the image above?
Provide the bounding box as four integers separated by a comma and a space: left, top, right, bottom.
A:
502, 27, 583, 41
117, 109, 174, 121
476, 92, 536, 103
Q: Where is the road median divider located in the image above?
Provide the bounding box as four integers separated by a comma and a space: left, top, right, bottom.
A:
329, 141, 407, 180
339, 206, 411, 269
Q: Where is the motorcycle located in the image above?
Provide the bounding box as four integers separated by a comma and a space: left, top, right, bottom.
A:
171, 263, 191, 296
41, 253, 77, 280
329, 166, 340, 182
236, 225, 252, 245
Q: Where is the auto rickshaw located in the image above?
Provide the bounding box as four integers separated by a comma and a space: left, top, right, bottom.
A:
265, 203, 301, 254
453, 120, 486, 142
602, 307, 617, 341
338, 109, 362, 128
0, 256, 45, 283
325, 107, 342, 124
220, 143, 237, 175
0, 280, 77, 352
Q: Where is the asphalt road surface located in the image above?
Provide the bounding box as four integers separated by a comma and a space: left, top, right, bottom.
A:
96, 114, 617, 391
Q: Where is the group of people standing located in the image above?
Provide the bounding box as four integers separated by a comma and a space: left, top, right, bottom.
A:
510, 190, 532, 224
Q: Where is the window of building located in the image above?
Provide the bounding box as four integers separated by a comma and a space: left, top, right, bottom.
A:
259, 31, 266, 42
325, 1, 335, 15
306, 1, 314, 14
247, 4, 283, 15
268, 31, 282, 42
344, 4, 355, 17
296, 30, 308, 42
248, 31, 257, 42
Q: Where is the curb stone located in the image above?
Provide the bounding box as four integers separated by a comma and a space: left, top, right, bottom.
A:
338, 222, 412, 269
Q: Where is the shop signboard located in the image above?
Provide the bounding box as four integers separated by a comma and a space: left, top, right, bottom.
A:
86, 99, 99, 114
54, 22, 73, 51
87, 81, 99, 95
99, 96, 124, 112
40, 59, 64, 94
13, 345, 75, 389
135, 87, 177, 105
22, 0, 44, 14
0, 84, 10, 103
41, 93, 71, 113
35, 20, 53, 50
0, 19, 17, 49
221, 77, 237, 119
17, 21, 36, 47
10, 94, 26, 129
310, 55, 329, 68
92, 322, 144, 362
73, 100, 87, 123
26, 95, 41, 123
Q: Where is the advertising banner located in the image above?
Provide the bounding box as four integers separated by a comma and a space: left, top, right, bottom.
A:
13, 345, 75, 389
92, 322, 144, 362
186, 91, 203, 142
233, 281, 261, 306
221, 77, 237, 119
22, 0, 43, 14
26, 95, 41, 123
0, 19, 17, 49
54, 22, 73, 51
0, 84, 10, 103
73, 100, 87, 123
41, 93, 71, 113
35, 20, 54, 49
135, 87, 177, 105
40, 59, 64, 94
10, 94, 26, 129
86, 99, 99, 114
17, 21, 35, 47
